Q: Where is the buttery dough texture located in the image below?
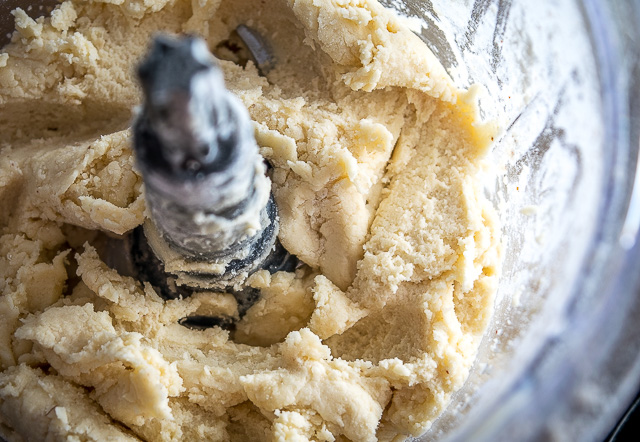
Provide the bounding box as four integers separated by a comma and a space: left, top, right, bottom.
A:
0, 0, 501, 441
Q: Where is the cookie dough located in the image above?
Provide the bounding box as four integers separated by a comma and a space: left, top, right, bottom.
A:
0, 0, 501, 441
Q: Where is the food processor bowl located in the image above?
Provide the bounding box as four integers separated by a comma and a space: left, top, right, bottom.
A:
2, 1, 639, 441
377, 0, 640, 440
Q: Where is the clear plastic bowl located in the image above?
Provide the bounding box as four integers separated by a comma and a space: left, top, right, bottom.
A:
378, 0, 640, 440
2, 1, 639, 441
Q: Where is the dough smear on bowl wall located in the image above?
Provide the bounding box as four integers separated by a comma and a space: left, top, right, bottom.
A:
0, 0, 500, 441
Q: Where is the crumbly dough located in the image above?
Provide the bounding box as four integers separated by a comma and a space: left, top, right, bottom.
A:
0, 0, 500, 441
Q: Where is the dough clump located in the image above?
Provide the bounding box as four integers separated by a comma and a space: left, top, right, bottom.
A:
0, 0, 500, 440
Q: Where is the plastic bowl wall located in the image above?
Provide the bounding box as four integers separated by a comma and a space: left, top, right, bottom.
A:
377, 1, 640, 441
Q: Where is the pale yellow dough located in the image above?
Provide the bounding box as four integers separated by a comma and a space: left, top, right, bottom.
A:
0, 0, 500, 441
